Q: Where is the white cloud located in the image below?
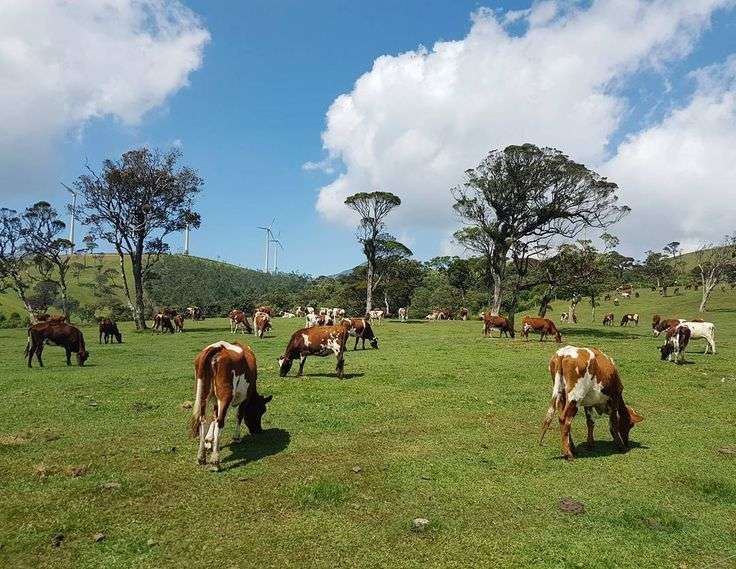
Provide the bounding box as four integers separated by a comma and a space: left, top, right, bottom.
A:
0, 0, 209, 195
604, 56, 736, 255
314, 0, 734, 254
302, 158, 335, 174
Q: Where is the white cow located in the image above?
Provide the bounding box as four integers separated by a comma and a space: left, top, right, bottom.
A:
282, 312, 296, 318
398, 307, 408, 322
679, 321, 716, 354
368, 309, 384, 324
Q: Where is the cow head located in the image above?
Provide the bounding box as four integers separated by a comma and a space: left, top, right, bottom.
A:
370, 337, 379, 349
114, 330, 123, 343
609, 404, 643, 449
278, 355, 292, 377
243, 394, 273, 434
659, 340, 675, 361
77, 349, 89, 366
554, 330, 562, 343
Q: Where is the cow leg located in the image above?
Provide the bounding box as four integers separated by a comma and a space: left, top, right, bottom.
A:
210, 396, 232, 469
233, 403, 245, 443
559, 401, 578, 460
361, 337, 366, 350
36, 344, 44, 367
65, 348, 72, 366
99, 331, 102, 344
298, 355, 307, 376
540, 332, 546, 342
353, 336, 358, 350
584, 407, 595, 449
197, 419, 209, 464
336, 352, 345, 379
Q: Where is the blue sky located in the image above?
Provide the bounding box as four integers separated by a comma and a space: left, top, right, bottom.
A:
2, 1, 736, 275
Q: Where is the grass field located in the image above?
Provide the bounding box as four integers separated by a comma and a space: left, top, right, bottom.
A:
1, 289, 735, 568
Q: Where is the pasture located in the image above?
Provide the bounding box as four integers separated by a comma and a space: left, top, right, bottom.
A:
2, 290, 736, 568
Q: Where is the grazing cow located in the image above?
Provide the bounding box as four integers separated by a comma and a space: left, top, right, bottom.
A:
255, 306, 273, 316
282, 311, 295, 318
254, 312, 272, 339
189, 341, 272, 469
98, 319, 122, 344
26, 322, 89, 368
677, 321, 716, 354
635, 292, 640, 298
620, 313, 639, 326
483, 314, 514, 338
540, 346, 643, 460
621, 291, 631, 299
158, 315, 175, 334
305, 313, 320, 328
174, 314, 185, 333
603, 294, 611, 301
652, 317, 684, 336
342, 318, 379, 350
228, 310, 252, 334
613, 298, 620, 306
186, 306, 205, 320
398, 307, 408, 322
278, 325, 348, 379
602, 313, 614, 326
368, 309, 384, 324
560, 312, 577, 324
295, 307, 305, 317
459, 308, 469, 321
521, 316, 561, 343
306, 306, 315, 314
660, 325, 691, 364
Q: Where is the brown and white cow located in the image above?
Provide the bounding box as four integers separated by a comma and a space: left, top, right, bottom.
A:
26, 321, 89, 368
99, 318, 123, 343
540, 346, 643, 460
398, 307, 408, 322
522, 316, 562, 342
174, 314, 185, 333
660, 324, 691, 364
255, 306, 273, 316
368, 309, 384, 325
620, 313, 639, 326
189, 341, 272, 469
158, 314, 175, 334
341, 318, 379, 350
652, 315, 684, 336
482, 314, 514, 338
254, 312, 272, 339
458, 308, 469, 321
278, 325, 348, 379
602, 313, 614, 326
229, 309, 253, 334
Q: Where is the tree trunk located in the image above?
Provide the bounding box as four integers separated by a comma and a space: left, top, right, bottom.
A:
116, 248, 136, 322
365, 259, 374, 313
590, 295, 597, 323
384, 290, 390, 316
491, 270, 502, 315
699, 282, 715, 313
538, 288, 553, 317
132, 263, 146, 330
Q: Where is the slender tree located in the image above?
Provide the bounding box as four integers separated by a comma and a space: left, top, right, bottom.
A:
0, 208, 33, 317
693, 234, 736, 312
73, 148, 202, 329
344, 191, 402, 313
452, 144, 629, 320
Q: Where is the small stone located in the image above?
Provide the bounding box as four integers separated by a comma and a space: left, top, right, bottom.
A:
559, 497, 585, 515
100, 482, 121, 490
352, 466, 362, 473
412, 518, 430, 531
93, 533, 105, 543
67, 465, 89, 477
51, 533, 64, 548
147, 539, 158, 547
34, 464, 51, 479
181, 401, 193, 410
420, 473, 431, 480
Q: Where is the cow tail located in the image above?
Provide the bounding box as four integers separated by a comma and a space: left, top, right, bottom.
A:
189, 345, 220, 438
540, 357, 566, 445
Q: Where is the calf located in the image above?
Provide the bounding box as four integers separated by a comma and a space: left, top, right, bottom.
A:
278, 325, 348, 379
342, 318, 379, 350
458, 308, 469, 321
254, 312, 272, 339
174, 314, 185, 332
660, 324, 691, 364
26, 322, 89, 368
483, 314, 514, 338
620, 313, 639, 326
541, 346, 643, 460
189, 341, 272, 469
229, 309, 252, 334
398, 307, 408, 322
99, 319, 123, 343
602, 313, 614, 326
522, 316, 561, 342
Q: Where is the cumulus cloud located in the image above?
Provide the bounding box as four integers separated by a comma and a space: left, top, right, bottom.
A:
0, 0, 209, 195
604, 56, 736, 254
314, 0, 734, 256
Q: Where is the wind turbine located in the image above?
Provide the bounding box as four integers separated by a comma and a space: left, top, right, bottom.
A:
270, 233, 284, 273
257, 219, 275, 273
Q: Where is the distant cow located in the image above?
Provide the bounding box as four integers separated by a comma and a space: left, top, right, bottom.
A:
186, 306, 205, 320
620, 313, 639, 326
368, 309, 384, 324
26, 322, 89, 368
483, 314, 514, 338
255, 306, 273, 316
295, 307, 305, 317
229, 310, 252, 334
458, 308, 469, 321
621, 291, 631, 299
398, 307, 408, 322
522, 316, 561, 343
174, 314, 185, 333
540, 346, 643, 460
281, 312, 296, 318
342, 318, 379, 350
159, 314, 175, 334
254, 312, 272, 339
660, 324, 691, 364
613, 298, 620, 306
98, 319, 122, 343
189, 341, 271, 469
603, 294, 611, 301
560, 312, 578, 324
278, 325, 348, 379
602, 313, 614, 326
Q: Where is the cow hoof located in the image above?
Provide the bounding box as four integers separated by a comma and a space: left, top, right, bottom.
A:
563, 453, 575, 461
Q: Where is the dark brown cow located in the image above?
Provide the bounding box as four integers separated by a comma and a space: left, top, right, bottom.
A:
521, 316, 561, 342
229, 309, 252, 334
99, 319, 122, 343
254, 312, 272, 339
189, 341, 271, 469
158, 314, 175, 334
278, 325, 348, 379
483, 314, 514, 338
652, 316, 683, 336
602, 313, 614, 326
26, 322, 89, 368
541, 346, 643, 460
174, 314, 185, 333
342, 318, 379, 350
458, 308, 469, 321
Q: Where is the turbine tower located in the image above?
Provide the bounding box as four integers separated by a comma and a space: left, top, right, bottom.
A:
257, 219, 275, 273
270, 234, 284, 273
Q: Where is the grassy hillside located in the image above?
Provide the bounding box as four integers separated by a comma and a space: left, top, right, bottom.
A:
1, 287, 735, 568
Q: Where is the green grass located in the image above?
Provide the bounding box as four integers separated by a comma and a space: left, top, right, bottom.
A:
1, 289, 735, 568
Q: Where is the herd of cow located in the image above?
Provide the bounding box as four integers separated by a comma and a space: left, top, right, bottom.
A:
19, 299, 720, 468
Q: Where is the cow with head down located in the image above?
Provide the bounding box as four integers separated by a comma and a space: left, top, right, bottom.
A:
483, 313, 514, 338
522, 316, 561, 343
341, 318, 379, 350
278, 325, 348, 379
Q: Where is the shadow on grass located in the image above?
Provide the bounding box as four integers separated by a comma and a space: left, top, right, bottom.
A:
562, 439, 648, 460
301, 372, 365, 380
221, 427, 290, 470
562, 327, 641, 340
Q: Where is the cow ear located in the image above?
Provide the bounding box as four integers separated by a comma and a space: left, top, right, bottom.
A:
627, 406, 643, 424
263, 395, 273, 403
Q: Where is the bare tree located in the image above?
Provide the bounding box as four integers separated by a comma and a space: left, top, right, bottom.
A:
452, 144, 629, 316
344, 191, 402, 313
694, 234, 736, 312
73, 148, 202, 329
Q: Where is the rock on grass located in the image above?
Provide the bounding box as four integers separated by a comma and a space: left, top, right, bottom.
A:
559, 497, 585, 515
411, 518, 430, 531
